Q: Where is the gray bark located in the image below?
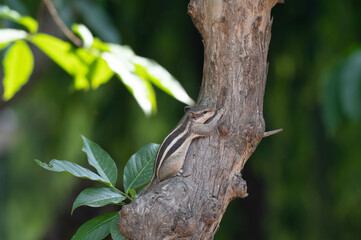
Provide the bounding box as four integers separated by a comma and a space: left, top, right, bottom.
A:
118, 0, 279, 239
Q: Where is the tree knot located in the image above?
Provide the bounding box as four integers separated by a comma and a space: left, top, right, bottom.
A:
232, 173, 248, 199
201, 197, 222, 225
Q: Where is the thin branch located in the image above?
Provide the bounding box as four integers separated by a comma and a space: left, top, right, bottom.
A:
43, 0, 82, 47
36, 0, 44, 28
263, 128, 283, 138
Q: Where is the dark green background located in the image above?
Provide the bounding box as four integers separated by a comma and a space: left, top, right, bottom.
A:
0, 0, 360, 239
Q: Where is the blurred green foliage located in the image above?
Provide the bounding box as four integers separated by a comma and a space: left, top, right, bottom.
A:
0, 5, 194, 115
0, 0, 360, 240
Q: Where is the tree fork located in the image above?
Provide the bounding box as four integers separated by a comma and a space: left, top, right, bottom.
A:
118, 0, 279, 239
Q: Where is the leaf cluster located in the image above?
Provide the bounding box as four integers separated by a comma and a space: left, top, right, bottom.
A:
0, 5, 194, 116
36, 136, 159, 240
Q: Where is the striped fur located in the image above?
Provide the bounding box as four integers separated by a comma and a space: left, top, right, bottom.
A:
146, 107, 219, 188
154, 119, 191, 180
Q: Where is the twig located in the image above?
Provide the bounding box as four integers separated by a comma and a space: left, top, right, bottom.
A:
43, 0, 82, 47
263, 128, 283, 138
36, 0, 44, 28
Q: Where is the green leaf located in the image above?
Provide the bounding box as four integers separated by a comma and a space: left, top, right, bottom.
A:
74, 48, 99, 90
133, 56, 194, 106
81, 136, 118, 186
72, 212, 117, 240
128, 188, 136, 199
123, 143, 160, 193
0, 42, 10, 51
72, 187, 126, 214
72, 24, 94, 49
102, 45, 156, 116
74, 75, 90, 90
31, 34, 92, 90
31, 34, 83, 74
0, 29, 27, 44
91, 38, 110, 52
0, 5, 38, 33
109, 215, 126, 240
89, 57, 114, 89
2, 40, 34, 100
35, 159, 108, 184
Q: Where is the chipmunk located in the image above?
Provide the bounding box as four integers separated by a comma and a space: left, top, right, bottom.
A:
146, 106, 225, 190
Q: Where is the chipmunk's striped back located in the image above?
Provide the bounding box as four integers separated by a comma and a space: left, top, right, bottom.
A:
144, 106, 224, 191
154, 119, 191, 179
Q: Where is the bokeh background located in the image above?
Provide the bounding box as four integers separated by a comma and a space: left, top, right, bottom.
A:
1, 0, 361, 239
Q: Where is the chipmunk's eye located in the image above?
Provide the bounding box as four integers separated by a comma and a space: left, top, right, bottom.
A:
203, 110, 208, 114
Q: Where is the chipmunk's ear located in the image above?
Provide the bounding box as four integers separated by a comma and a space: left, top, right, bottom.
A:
184, 106, 192, 113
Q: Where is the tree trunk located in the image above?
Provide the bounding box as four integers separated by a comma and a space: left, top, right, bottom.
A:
118, 0, 279, 239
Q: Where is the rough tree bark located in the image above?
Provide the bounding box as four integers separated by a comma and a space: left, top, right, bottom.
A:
118, 0, 279, 239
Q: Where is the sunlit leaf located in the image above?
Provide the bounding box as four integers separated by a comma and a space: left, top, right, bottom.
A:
81, 136, 118, 186
74, 75, 90, 90
31, 34, 91, 89
0, 29, 27, 44
73, 48, 98, 90
71, 212, 117, 240
123, 143, 159, 193
106, 44, 135, 70
2, 40, 33, 100
31, 34, 84, 75
34, 159, 109, 184
91, 38, 110, 52
89, 57, 114, 89
109, 215, 126, 240
0, 42, 10, 51
75, 46, 96, 65
72, 24, 94, 49
0, 5, 38, 33
102, 50, 156, 116
134, 56, 194, 106
72, 187, 125, 214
